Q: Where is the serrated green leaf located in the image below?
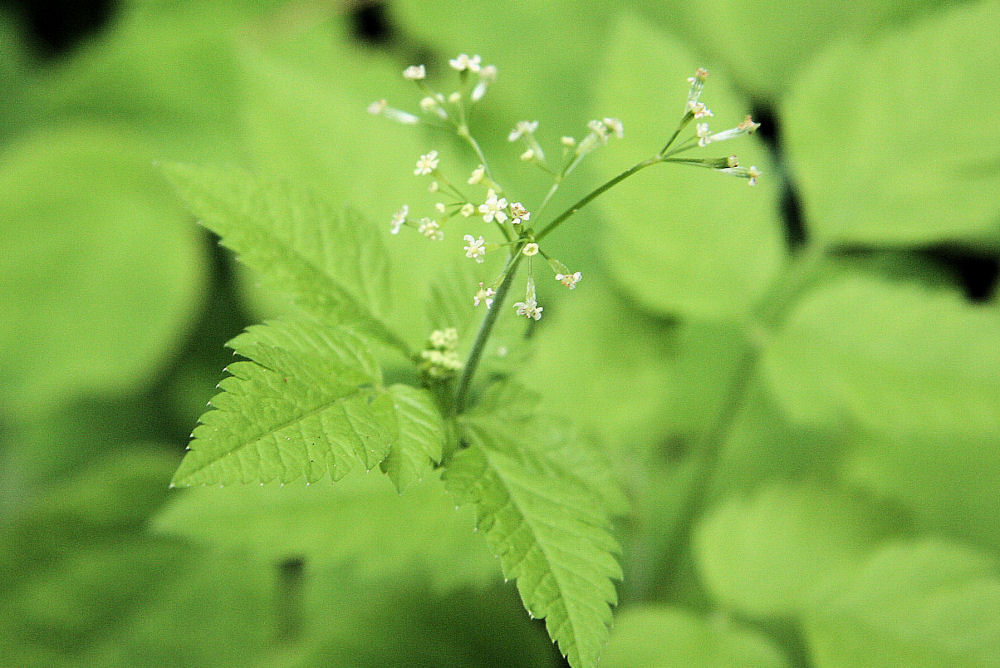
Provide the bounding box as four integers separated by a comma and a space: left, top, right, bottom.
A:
444, 416, 622, 668
803, 539, 1000, 667
591, 15, 784, 320
602, 605, 789, 668
0, 124, 206, 417
783, 0, 1000, 245
761, 275, 1000, 439
173, 319, 395, 487
379, 384, 445, 492
692, 482, 900, 618
161, 162, 409, 353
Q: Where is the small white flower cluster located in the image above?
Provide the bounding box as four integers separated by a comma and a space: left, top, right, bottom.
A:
676, 68, 761, 186
420, 328, 463, 380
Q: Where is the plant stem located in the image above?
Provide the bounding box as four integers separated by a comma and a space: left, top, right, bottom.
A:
535, 155, 663, 242
453, 253, 524, 414
634, 242, 828, 600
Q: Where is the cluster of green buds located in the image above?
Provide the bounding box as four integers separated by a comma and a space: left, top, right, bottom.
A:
419, 328, 462, 380
371, 55, 761, 326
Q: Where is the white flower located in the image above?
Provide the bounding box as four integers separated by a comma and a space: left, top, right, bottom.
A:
509, 202, 530, 225
474, 282, 496, 309
448, 91, 461, 104
688, 101, 713, 119
460, 203, 475, 217
428, 180, 439, 193
555, 271, 582, 289
520, 148, 535, 161
468, 164, 486, 184
696, 122, 712, 147
367, 99, 419, 125
521, 242, 539, 257
418, 218, 444, 240
414, 150, 439, 175
390, 205, 408, 234
561, 136, 576, 147
478, 189, 508, 223
704, 115, 761, 144
508, 120, 539, 142
449, 53, 481, 72
514, 298, 543, 320
686, 67, 709, 105
587, 119, 609, 143
420, 96, 438, 111
435, 202, 446, 213
603, 117, 624, 138
471, 64, 498, 101
463, 234, 487, 263
403, 64, 426, 80
717, 164, 762, 186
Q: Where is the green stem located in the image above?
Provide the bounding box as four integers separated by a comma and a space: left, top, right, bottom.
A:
536, 155, 662, 242
453, 253, 524, 414
636, 243, 828, 600
457, 125, 494, 182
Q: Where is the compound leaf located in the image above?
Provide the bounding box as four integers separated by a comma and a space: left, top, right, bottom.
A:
444, 412, 622, 668
162, 163, 409, 353
173, 318, 397, 487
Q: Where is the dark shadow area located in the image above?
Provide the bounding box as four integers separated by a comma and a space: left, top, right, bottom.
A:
1, 0, 116, 57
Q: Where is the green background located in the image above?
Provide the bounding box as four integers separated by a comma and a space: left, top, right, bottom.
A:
2, 0, 998, 665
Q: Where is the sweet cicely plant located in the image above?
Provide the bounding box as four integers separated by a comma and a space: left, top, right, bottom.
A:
164, 53, 760, 668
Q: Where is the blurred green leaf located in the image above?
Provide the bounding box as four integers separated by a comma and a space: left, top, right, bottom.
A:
844, 431, 1000, 553
591, 15, 784, 320
636, 0, 940, 101
154, 469, 498, 593
692, 482, 900, 618
761, 275, 1000, 438
803, 539, 1000, 667
272, 574, 560, 668
0, 124, 207, 417
390, 0, 610, 131
783, 0, 1000, 246
602, 605, 788, 668
8, 2, 255, 161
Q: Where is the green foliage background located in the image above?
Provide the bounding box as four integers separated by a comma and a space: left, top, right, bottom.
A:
2, 0, 999, 665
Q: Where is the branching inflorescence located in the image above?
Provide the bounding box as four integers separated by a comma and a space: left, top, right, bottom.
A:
371, 54, 760, 407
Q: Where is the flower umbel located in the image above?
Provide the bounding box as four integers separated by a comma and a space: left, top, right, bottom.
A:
414, 151, 440, 176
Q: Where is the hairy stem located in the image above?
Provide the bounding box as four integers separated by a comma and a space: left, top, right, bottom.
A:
454, 253, 524, 414
536, 155, 662, 242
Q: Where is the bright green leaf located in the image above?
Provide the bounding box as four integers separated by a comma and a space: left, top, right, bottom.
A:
173, 318, 395, 487
592, 15, 784, 320
693, 482, 900, 618
378, 384, 445, 492
0, 125, 206, 416
602, 605, 788, 668
761, 275, 1000, 438
804, 539, 1000, 667
783, 0, 1000, 245
445, 415, 622, 668
162, 163, 408, 353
